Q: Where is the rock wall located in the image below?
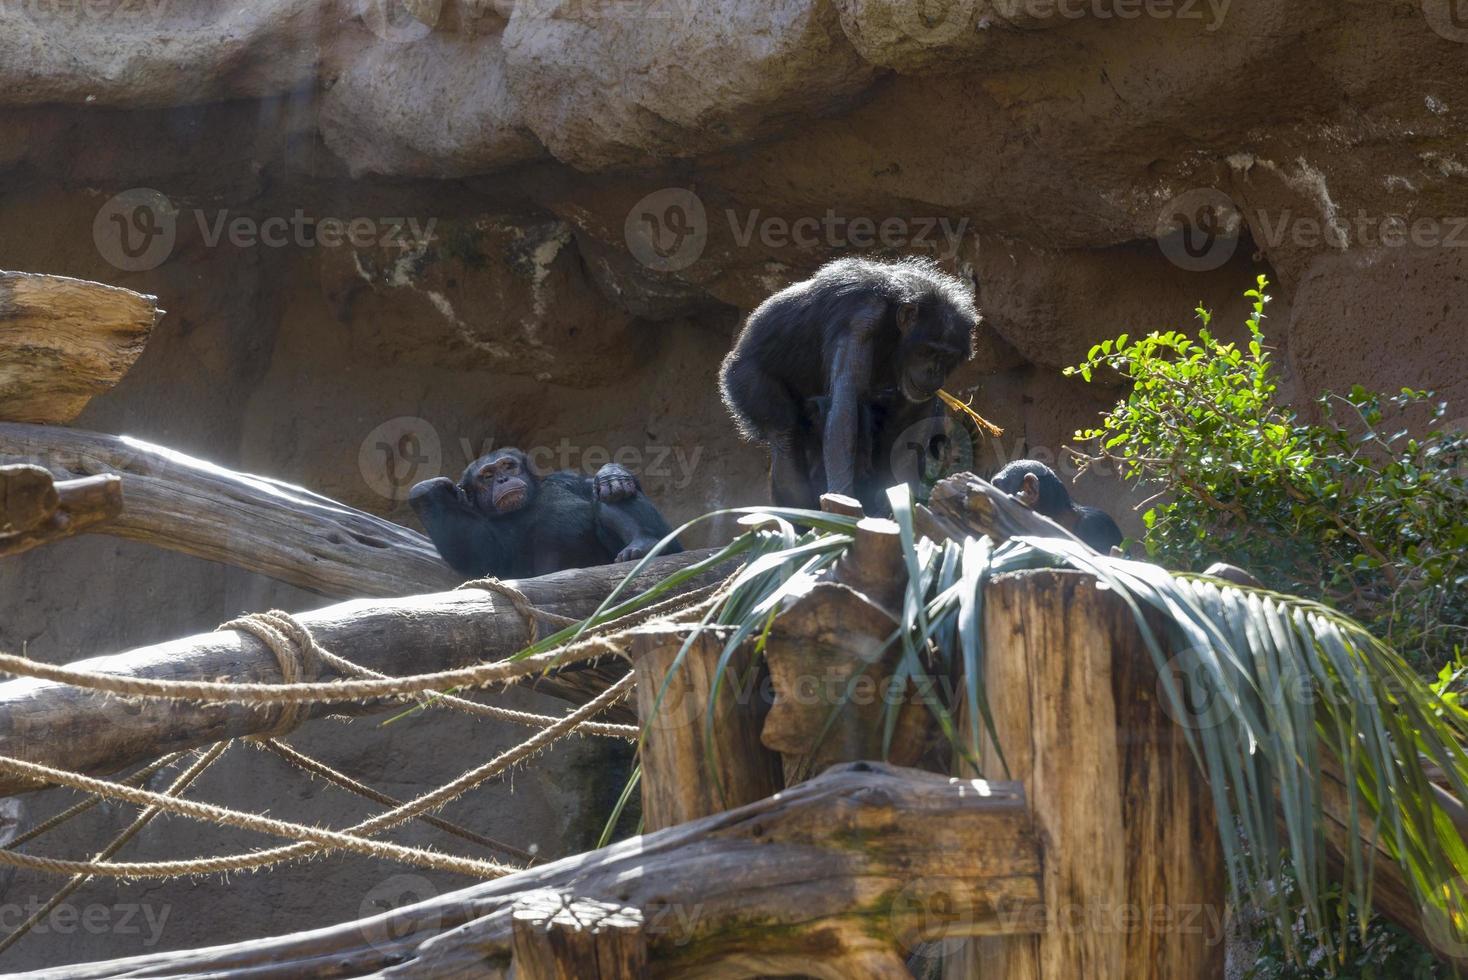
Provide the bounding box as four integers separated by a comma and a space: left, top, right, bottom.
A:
1, 0, 1466, 968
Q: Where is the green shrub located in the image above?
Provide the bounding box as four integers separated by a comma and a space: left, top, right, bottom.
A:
1066, 275, 1468, 671
1067, 276, 1468, 974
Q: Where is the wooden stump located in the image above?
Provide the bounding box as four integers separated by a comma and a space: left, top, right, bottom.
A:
947, 569, 1227, 980
760, 581, 934, 784
632, 624, 783, 832
511, 890, 647, 979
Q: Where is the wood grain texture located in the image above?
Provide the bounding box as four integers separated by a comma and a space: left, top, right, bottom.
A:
0, 272, 160, 424
950, 569, 1226, 980
633, 624, 782, 831
0, 465, 122, 558
0, 548, 724, 795
511, 891, 647, 979
918, 470, 1092, 551
0, 422, 459, 598
18, 763, 1043, 980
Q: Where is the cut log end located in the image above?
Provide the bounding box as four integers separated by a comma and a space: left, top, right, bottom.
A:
0, 466, 122, 558
511, 891, 648, 980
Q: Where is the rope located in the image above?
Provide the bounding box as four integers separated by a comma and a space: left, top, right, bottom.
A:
0, 674, 634, 880
410, 688, 637, 740
256, 739, 532, 865
0, 754, 512, 880
0, 744, 228, 955
219, 613, 321, 736
456, 578, 578, 645
240, 610, 635, 740
0, 634, 627, 705
5, 752, 187, 851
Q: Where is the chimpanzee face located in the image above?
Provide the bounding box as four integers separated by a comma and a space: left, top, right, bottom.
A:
896, 302, 971, 403
462, 450, 536, 516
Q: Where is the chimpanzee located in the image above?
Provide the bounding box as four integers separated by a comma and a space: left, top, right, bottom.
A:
719, 256, 979, 509
802, 393, 958, 514
409, 449, 681, 579
990, 459, 1125, 554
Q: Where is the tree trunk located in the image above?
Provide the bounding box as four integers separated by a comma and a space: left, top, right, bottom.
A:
0, 423, 459, 598
948, 569, 1227, 980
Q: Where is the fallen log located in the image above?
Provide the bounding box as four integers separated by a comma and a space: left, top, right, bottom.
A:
0, 464, 122, 558
0, 548, 723, 796
0, 272, 161, 424
17, 763, 1045, 980
0, 423, 459, 598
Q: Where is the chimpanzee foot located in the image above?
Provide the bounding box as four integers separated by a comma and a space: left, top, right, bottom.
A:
594, 463, 642, 502
615, 537, 658, 562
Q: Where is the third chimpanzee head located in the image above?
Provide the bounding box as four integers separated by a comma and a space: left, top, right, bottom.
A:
461, 449, 539, 517
991, 459, 1073, 519
890, 259, 979, 403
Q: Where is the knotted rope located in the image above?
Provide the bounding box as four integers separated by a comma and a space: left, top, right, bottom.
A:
457, 577, 578, 645
218, 611, 323, 736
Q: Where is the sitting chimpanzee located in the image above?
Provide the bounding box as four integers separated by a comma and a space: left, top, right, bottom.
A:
409, 449, 681, 579
720, 256, 978, 509
990, 459, 1125, 554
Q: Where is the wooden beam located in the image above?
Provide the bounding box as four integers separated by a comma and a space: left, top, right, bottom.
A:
21, 763, 1045, 980
0, 465, 122, 558
0, 548, 724, 796
0, 272, 161, 424
0, 423, 459, 598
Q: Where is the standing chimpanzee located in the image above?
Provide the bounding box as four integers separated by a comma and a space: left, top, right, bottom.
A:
801, 393, 958, 514
990, 459, 1125, 554
409, 449, 681, 579
719, 256, 979, 510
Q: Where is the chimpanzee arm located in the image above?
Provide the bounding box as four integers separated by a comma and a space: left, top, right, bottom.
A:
409, 477, 498, 577
822, 319, 878, 498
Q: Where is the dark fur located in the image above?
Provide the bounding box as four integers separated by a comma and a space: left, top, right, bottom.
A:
991, 459, 1125, 554
719, 256, 979, 508
409, 449, 680, 579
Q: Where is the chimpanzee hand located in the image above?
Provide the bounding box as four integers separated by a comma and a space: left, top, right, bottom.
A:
593, 463, 641, 503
